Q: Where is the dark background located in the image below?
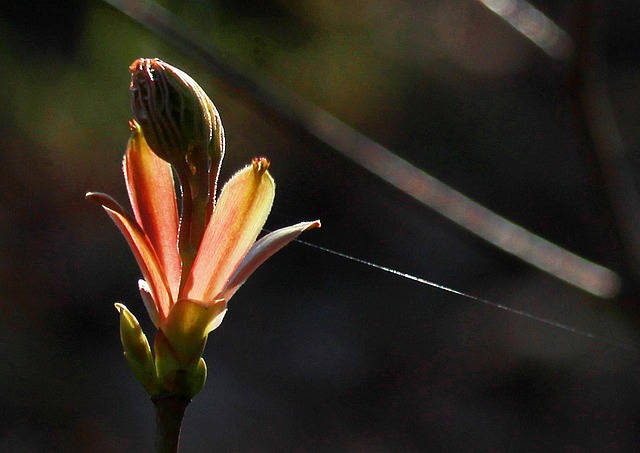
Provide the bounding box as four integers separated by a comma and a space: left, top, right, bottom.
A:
1, 0, 640, 451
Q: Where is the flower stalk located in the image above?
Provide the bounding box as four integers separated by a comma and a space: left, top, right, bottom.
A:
153, 395, 190, 453
88, 58, 319, 451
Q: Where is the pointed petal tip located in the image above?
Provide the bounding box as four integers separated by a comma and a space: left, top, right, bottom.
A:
85, 192, 128, 214
86, 191, 109, 199
114, 302, 125, 313
85, 191, 105, 202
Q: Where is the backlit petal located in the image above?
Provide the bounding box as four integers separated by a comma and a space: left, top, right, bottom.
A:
86, 192, 172, 320
219, 220, 321, 301
125, 122, 182, 300
182, 159, 275, 303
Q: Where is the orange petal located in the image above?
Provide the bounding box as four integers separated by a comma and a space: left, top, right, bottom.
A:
124, 122, 182, 300
86, 192, 172, 320
182, 159, 275, 303
219, 220, 321, 301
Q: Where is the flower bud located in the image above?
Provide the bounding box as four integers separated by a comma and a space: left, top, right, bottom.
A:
129, 58, 219, 170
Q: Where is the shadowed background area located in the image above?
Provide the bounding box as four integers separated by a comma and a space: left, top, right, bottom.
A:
1, 0, 640, 451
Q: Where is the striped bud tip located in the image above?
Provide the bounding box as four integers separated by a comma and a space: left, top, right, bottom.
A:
129, 58, 215, 170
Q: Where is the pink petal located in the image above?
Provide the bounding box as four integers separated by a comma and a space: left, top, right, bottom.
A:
219, 220, 321, 301
182, 159, 275, 303
86, 192, 172, 320
124, 122, 182, 300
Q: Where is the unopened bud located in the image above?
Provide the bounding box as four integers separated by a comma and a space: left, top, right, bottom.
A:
115, 303, 161, 396
129, 58, 219, 170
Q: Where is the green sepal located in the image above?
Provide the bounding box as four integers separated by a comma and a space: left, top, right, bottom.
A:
115, 303, 161, 396
154, 329, 207, 398
161, 298, 227, 363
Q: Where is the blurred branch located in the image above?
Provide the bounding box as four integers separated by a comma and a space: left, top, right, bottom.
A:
478, 0, 574, 61
565, 0, 640, 293
102, 0, 621, 298
480, 0, 640, 294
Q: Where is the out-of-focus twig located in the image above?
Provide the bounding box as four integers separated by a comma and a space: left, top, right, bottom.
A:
102, 0, 621, 298
566, 0, 640, 292
477, 0, 574, 61
481, 0, 640, 294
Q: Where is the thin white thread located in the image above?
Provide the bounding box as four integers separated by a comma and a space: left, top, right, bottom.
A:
290, 237, 635, 352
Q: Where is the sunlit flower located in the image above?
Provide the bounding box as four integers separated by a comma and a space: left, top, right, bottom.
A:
87, 58, 319, 397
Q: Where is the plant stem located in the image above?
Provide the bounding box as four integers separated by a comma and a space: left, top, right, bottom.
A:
153, 396, 190, 453
176, 157, 210, 294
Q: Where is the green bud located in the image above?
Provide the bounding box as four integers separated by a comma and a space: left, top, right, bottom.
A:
189, 358, 207, 399
115, 303, 161, 396
128, 58, 223, 172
